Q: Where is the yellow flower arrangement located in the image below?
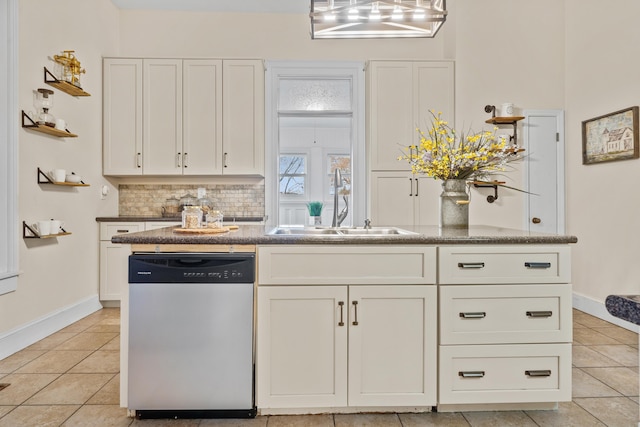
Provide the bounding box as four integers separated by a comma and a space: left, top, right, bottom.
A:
398, 111, 524, 182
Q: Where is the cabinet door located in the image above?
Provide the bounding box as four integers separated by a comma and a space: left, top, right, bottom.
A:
99, 241, 131, 301
257, 286, 348, 409
143, 59, 183, 175
414, 175, 441, 226
368, 61, 413, 171
414, 62, 455, 130
103, 58, 143, 175
370, 171, 415, 226
348, 285, 437, 407
183, 60, 223, 175
222, 60, 264, 175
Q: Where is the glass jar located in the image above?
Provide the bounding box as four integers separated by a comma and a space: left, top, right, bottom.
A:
206, 210, 224, 229
179, 193, 198, 213
182, 206, 202, 229
161, 196, 180, 217
197, 196, 213, 220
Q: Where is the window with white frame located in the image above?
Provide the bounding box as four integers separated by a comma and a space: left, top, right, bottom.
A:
266, 61, 365, 228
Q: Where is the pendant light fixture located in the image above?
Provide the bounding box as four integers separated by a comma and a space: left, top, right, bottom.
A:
310, 0, 447, 39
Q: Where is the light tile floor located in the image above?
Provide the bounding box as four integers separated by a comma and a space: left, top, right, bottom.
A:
0, 308, 637, 426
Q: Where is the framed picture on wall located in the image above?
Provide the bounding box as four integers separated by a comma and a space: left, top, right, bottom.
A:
582, 106, 639, 165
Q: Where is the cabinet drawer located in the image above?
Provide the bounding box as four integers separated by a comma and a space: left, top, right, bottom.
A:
438, 245, 571, 284
258, 245, 436, 285
100, 223, 143, 240
439, 344, 571, 404
440, 284, 572, 345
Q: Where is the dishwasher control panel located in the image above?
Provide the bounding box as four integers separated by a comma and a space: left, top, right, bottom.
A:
129, 253, 255, 283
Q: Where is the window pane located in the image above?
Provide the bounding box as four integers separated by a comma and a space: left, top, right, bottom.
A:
279, 155, 306, 196
280, 155, 305, 175
328, 155, 351, 196
279, 78, 352, 111
279, 176, 305, 195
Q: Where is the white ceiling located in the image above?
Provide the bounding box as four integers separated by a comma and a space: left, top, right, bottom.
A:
110, 0, 308, 13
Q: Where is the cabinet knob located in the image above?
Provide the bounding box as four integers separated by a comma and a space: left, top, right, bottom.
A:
532, 217, 541, 224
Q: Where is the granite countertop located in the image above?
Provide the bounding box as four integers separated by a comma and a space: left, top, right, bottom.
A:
605, 295, 640, 326
96, 216, 265, 223
111, 224, 578, 246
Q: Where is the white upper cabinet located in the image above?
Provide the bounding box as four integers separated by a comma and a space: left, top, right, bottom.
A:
368, 61, 454, 171
142, 59, 184, 175
223, 60, 265, 175
103, 59, 143, 175
103, 58, 263, 176
183, 59, 223, 175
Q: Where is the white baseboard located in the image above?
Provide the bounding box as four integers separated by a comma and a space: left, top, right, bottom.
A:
573, 292, 640, 333
0, 295, 103, 360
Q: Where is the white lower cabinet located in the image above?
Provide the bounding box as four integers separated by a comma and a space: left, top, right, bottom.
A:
437, 245, 573, 410
256, 245, 438, 412
99, 223, 143, 302
257, 284, 437, 410
99, 221, 180, 302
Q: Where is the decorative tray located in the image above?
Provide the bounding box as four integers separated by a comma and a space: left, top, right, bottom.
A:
172, 225, 239, 234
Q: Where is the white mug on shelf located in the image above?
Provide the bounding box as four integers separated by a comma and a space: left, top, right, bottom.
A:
51, 169, 66, 182
500, 103, 515, 117
36, 220, 51, 236
55, 118, 66, 131
50, 219, 63, 235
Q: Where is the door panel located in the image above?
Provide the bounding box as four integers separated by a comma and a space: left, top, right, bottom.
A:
523, 110, 565, 234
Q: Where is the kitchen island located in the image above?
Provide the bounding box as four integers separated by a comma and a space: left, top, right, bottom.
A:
114, 225, 577, 416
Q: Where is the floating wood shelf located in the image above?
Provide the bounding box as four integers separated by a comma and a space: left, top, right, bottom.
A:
23, 221, 71, 239
44, 67, 90, 97
37, 167, 89, 186
485, 116, 525, 125
21, 111, 77, 138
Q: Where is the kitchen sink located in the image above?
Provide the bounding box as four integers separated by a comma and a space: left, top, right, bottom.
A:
267, 227, 417, 236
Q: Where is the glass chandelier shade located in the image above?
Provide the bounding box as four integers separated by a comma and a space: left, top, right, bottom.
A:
310, 0, 447, 39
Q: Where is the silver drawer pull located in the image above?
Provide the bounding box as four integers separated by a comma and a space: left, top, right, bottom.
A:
524, 262, 551, 269
459, 371, 485, 378
457, 262, 485, 269
459, 312, 486, 319
526, 310, 553, 318
525, 370, 552, 377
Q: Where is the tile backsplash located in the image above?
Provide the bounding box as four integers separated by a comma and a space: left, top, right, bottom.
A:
119, 184, 265, 218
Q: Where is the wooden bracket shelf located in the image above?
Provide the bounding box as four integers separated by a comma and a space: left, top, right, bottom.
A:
484, 105, 525, 146
21, 111, 77, 138
37, 167, 89, 186
44, 67, 90, 97
23, 221, 71, 239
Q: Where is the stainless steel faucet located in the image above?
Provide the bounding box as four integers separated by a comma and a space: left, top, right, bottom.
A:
332, 169, 349, 227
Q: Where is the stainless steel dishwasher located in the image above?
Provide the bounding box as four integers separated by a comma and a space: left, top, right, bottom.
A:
128, 252, 256, 419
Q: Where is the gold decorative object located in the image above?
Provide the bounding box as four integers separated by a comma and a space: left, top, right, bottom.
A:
52, 50, 85, 88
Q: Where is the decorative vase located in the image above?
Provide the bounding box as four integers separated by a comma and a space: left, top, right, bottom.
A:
439, 179, 469, 228
309, 216, 322, 226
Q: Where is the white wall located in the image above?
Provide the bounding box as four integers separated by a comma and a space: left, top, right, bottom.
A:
564, 0, 640, 307
0, 0, 120, 342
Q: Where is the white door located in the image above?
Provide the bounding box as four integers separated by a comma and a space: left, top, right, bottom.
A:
256, 285, 348, 409
523, 110, 565, 234
348, 285, 437, 407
